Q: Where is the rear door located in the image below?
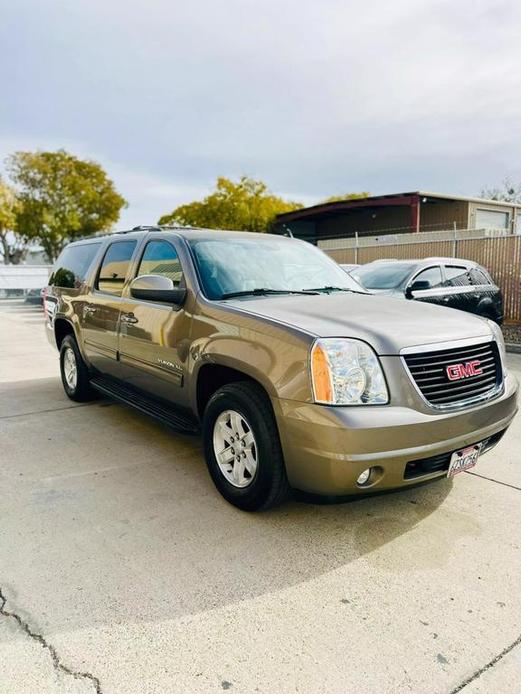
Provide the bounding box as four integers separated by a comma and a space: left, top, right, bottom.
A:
468, 266, 503, 322
442, 264, 478, 315
116, 237, 192, 407
81, 239, 138, 376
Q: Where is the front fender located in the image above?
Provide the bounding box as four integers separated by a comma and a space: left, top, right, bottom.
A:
187, 330, 313, 414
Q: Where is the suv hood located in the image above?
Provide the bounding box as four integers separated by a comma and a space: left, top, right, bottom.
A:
227, 293, 492, 355
364, 288, 404, 297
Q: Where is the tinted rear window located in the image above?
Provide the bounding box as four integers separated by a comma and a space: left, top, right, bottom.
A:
469, 267, 492, 285
49, 243, 102, 288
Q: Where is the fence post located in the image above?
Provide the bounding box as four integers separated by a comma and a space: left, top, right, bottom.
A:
453, 222, 458, 257
354, 232, 359, 264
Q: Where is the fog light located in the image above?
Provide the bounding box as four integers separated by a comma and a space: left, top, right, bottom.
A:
357, 468, 371, 486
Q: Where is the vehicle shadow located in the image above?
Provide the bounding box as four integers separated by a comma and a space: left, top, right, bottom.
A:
0, 376, 90, 417
1, 376, 459, 634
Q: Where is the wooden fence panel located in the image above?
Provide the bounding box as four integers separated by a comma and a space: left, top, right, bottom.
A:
326, 236, 521, 323
324, 248, 357, 264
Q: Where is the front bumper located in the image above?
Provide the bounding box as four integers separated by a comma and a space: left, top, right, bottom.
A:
273, 371, 518, 495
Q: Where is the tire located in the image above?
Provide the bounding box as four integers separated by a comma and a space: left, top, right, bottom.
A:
202, 381, 289, 511
59, 334, 96, 402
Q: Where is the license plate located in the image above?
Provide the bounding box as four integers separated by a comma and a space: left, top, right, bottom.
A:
447, 444, 482, 477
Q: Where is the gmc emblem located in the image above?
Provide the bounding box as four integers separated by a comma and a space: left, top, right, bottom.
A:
446, 360, 483, 381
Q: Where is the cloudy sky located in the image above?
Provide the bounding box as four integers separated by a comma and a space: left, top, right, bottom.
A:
2, 0, 521, 227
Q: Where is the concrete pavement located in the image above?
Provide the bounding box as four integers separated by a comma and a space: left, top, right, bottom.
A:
0, 300, 520, 693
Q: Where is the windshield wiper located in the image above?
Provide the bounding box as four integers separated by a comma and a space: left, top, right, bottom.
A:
304, 286, 366, 294
221, 288, 319, 299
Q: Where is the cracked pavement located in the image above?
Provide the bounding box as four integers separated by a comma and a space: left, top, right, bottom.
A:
0, 299, 520, 693
0, 587, 101, 693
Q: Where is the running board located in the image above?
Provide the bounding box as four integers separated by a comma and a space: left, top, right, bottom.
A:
90, 376, 200, 434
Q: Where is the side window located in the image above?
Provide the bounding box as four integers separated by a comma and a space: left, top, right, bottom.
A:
137, 240, 183, 286
97, 241, 137, 296
469, 267, 492, 286
444, 266, 471, 286
413, 266, 443, 289
49, 243, 101, 288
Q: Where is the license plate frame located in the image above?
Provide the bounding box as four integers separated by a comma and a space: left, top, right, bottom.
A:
447, 443, 482, 477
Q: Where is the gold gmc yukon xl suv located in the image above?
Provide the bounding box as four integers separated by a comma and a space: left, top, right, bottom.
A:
44, 227, 518, 511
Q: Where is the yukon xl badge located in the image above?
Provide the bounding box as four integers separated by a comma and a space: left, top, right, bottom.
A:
158, 358, 183, 373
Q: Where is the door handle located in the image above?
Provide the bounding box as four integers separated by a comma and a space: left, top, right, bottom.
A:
83, 305, 96, 316
121, 312, 139, 325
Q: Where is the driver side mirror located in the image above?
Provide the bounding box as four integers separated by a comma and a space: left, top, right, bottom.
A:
405, 279, 430, 299
130, 274, 187, 306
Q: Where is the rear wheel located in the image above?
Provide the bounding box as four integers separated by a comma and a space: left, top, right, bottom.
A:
203, 381, 289, 511
59, 334, 96, 402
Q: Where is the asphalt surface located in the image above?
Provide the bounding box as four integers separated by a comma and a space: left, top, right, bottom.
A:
0, 299, 520, 694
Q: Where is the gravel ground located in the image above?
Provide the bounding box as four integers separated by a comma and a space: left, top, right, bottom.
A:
503, 324, 521, 345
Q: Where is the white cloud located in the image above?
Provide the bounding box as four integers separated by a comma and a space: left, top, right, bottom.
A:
2, 0, 521, 216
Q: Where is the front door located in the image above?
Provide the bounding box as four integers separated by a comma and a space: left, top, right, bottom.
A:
81, 239, 138, 376
117, 238, 192, 408
406, 266, 447, 308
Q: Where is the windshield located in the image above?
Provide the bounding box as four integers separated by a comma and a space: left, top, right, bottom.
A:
189, 237, 364, 300
351, 262, 414, 290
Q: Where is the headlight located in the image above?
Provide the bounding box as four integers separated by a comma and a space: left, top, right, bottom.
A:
310, 338, 389, 405
487, 320, 507, 370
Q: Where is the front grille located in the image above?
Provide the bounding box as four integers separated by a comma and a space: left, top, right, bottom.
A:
403, 340, 502, 409
403, 429, 506, 480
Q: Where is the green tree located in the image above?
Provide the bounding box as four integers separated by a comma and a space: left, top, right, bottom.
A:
158, 176, 302, 232
481, 179, 521, 203
0, 176, 26, 264
7, 149, 127, 261
320, 192, 371, 203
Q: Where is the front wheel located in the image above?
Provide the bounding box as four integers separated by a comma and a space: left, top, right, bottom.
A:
202, 381, 289, 511
59, 334, 96, 402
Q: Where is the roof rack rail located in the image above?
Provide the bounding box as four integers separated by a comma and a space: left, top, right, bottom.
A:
109, 224, 205, 235
129, 224, 203, 231
160, 224, 204, 231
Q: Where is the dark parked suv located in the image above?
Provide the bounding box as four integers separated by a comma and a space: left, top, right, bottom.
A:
351, 258, 503, 324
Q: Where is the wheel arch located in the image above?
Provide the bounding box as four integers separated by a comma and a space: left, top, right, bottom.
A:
194, 361, 275, 420
54, 317, 76, 350
475, 295, 499, 320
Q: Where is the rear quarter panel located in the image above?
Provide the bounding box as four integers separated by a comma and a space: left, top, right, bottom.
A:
46, 285, 90, 357
475, 285, 503, 323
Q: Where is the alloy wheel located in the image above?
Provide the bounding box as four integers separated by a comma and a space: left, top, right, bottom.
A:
212, 409, 258, 488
